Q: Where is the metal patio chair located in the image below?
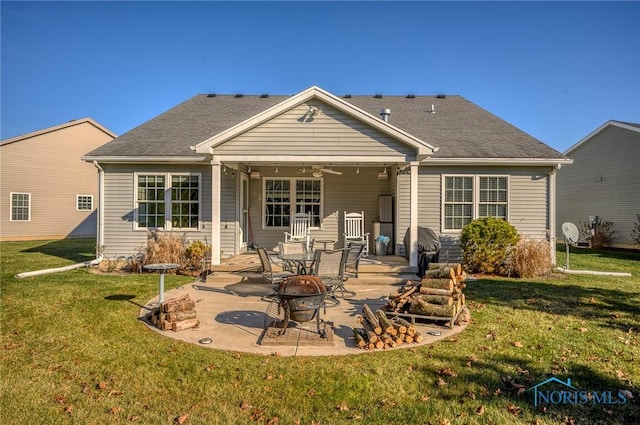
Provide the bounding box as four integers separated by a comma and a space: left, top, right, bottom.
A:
343, 241, 366, 279
313, 248, 354, 304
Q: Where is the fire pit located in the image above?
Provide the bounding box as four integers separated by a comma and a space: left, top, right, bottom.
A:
267, 275, 328, 337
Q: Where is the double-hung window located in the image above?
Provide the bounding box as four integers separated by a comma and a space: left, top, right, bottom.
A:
443, 175, 509, 230
10, 193, 30, 221
264, 178, 322, 228
135, 173, 201, 230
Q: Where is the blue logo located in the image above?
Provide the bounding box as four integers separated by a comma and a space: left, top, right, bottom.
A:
527, 377, 629, 407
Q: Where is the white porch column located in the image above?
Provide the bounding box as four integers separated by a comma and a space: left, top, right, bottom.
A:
409, 161, 419, 267
549, 166, 558, 266
211, 160, 221, 265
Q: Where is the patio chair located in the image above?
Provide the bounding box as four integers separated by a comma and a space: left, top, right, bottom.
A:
343, 241, 366, 279
313, 248, 355, 303
278, 241, 308, 273
343, 211, 369, 257
284, 212, 312, 251
256, 247, 295, 286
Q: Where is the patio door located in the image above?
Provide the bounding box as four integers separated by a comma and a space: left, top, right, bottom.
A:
239, 173, 250, 250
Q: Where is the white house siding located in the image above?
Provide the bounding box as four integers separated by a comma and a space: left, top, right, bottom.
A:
100, 164, 212, 258
0, 120, 113, 241
397, 165, 553, 262
245, 165, 392, 252
214, 101, 415, 160
557, 125, 640, 246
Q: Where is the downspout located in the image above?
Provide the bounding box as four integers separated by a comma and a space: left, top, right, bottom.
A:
15, 161, 105, 278
93, 160, 105, 258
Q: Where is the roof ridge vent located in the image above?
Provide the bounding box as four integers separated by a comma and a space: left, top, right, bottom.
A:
260, 94, 269, 98
343, 94, 352, 98
206, 93, 217, 98
374, 94, 383, 99
234, 94, 244, 98
406, 94, 415, 99
436, 94, 446, 99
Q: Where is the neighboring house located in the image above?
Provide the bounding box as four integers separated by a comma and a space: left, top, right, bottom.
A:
557, 120, 640, 247
83, 86, 569, 266
1, 118, 116, 241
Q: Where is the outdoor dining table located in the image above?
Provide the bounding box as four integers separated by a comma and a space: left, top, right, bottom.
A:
278, 252, 316, 275
143, 263, 180, 305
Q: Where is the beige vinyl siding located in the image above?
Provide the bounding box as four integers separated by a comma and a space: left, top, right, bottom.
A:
557, 125, 640, 246
0, 121, 113, 241
397, 166, 553, 261
215, 101, 414, 159
100, 164, 213, 258
247, 166, 391, 251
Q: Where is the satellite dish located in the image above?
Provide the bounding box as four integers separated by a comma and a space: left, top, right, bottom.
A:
562, 222, 579, 244
561, 222, 579, 270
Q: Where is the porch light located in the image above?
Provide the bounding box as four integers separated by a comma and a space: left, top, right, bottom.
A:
377, 167, 388, 180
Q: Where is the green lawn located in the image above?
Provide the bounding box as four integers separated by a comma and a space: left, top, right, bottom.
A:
1, 240, 638, 424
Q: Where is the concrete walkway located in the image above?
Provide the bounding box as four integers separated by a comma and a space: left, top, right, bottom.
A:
139, 271, 468, 357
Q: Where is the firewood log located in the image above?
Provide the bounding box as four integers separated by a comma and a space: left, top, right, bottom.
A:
357, 316, 379, 343
409, 298, 457, 317
392, 317, 416, 336
163, 298, 196, 313
420, 278, 454, 291
362, 304, 382, 335
375, 310, 397, 335
416, 294, 453, 306
427, 263, 462, 275
391, 284, 418, 299
166, 310, 197, 322
172, 318, 199, 332
413, 332, 424, 343
419, 287, 455, 296
423, 267, 456, 280
352, 328, 367, 348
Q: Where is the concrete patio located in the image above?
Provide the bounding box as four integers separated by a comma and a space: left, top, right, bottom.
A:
139, 252, 468, 356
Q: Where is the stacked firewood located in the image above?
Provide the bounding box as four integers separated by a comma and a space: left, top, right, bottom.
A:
148, 294, 199, 332
383, 263, 467, 319
352, 304, 424, 350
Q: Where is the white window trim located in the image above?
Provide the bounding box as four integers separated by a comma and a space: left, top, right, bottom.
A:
441, 174, 510, 233
76, 194, 94, 211
261, 176, 324, 230
133, 172, 202, 231
10, 192, 31, 222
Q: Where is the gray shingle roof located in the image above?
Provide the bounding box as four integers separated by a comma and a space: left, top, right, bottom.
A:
85, 93, 565, 160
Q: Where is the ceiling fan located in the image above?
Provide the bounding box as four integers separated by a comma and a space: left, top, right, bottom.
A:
299, 165, 343, 177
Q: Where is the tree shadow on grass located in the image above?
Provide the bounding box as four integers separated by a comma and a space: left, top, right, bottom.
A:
21, 238, 96, 263
417, 350, 639, 424
465, 277, 640, 333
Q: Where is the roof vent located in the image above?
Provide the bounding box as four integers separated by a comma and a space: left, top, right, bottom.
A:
260, 94, 269, 98
206, 93, 217, 98
406, 94, 415, 99
374, 94, 383, 99
379, 108, 391, 122
343, 94, 352, 98
436, 94, 446, 99
234, 94, 244, 98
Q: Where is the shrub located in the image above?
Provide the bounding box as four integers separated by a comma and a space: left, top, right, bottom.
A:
578, 219, 617, 249
460, 217, 520, 274
632, 214, 640, 245
144, 231, 186, 269
510, 237, 552, 278
184, 240, 211, 273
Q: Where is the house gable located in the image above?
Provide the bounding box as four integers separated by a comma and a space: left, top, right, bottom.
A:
210, 99, 417, 162
194, 86, 436, 162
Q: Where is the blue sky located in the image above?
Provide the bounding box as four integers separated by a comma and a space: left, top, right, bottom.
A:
2, 1, 639, 152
